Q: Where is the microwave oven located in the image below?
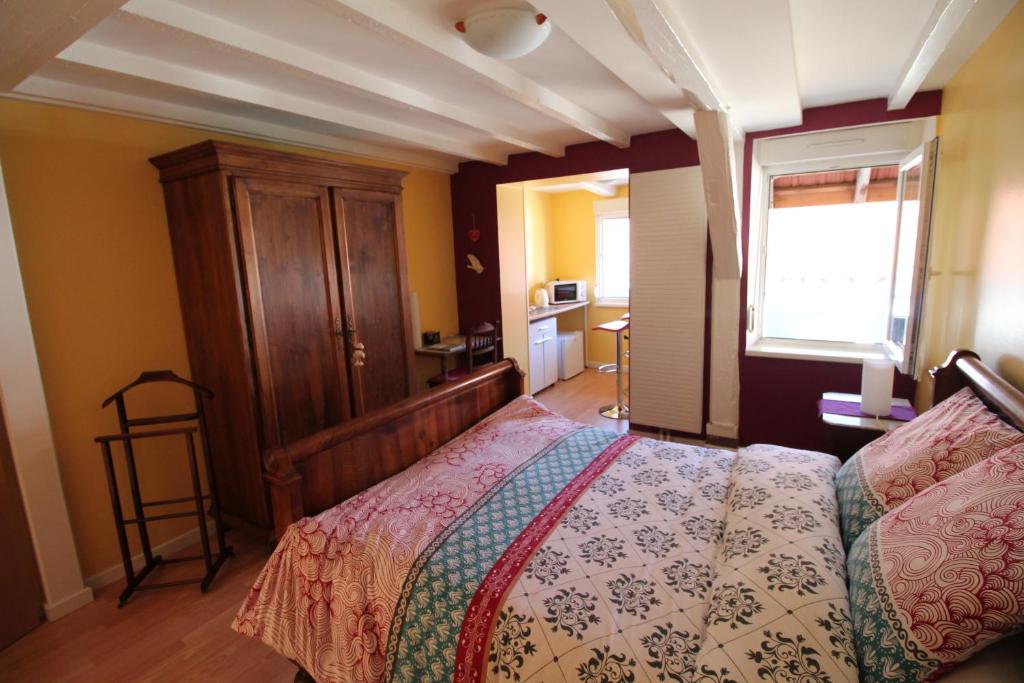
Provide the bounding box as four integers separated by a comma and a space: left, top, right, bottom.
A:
545, 279, 587, 304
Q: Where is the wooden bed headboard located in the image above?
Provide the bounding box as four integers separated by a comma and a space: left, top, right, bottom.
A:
263, 358, 524, 538
931, 349, 1024, 432
263, 350, 1023, 539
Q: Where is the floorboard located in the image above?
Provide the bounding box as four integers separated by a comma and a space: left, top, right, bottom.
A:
0, 534, 294, 682
532, 367, 630, 434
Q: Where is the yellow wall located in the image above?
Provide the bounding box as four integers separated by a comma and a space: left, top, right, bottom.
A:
917, 2, 1024, 404
497, 185, 531, 384
547, 186, 630, 365
524, 189, 552, 305
0, 98, 458, 578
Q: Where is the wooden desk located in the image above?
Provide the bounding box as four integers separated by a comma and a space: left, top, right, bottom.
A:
413, 336, 466, 382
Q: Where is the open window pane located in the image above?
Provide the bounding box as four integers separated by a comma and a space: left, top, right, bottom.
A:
885, 137, 939, 374
761, 165, 900, 343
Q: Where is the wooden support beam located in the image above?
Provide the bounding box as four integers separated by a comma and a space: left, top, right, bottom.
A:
888, 0, 975, 110
118, 1, 563, 157
316, 0, 630, 148
0, 0, 128, 91
11, 72, 458, 172
614, 0, 725, 112
579, 182, 618, 198
533, 0, 696, 138
853, 167, 872, 203
56, 42, 505, 165
693, 110, 741, 279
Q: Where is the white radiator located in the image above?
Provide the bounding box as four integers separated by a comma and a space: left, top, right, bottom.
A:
628, 167, 708, 433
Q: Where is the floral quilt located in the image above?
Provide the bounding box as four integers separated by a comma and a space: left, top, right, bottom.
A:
233, 397, 856, 683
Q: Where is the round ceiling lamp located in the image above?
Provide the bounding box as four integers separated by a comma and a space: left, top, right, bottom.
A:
455, 5, 551, 60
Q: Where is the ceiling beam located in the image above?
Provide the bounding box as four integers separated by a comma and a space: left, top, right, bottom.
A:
118, 0, 563, 157
533, 0, 696, 138
606, 0, 746, 141
694, 109, 741, 279
0, 0, 129, 91
56, 41, 506, 165
312, 0, 630, 148
9, 73, 457, 172
888, 0, 976, 110
578, 181, 618, 198
612, 0, 727, 113
853, 167, 871, 203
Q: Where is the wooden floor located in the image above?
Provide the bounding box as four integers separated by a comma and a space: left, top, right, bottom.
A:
0, 370, 631, 682
535, 369, 706, 445
533, 367, 630, 434
0, 533, 296, 682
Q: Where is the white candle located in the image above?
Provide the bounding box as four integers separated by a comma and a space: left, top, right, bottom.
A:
861, 358, 894, 417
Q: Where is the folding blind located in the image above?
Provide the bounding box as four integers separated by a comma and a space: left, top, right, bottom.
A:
629, 166, 708, 433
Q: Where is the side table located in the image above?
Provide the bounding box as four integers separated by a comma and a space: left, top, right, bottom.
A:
819, 391, 916, 461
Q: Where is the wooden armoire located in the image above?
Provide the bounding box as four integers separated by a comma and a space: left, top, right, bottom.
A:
150, 140, 415, 532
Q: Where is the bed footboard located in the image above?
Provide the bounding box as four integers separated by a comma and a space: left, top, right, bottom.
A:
263, 359, 524, 539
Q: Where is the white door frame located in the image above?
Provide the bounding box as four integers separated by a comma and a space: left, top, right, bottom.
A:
0, 161, 92, 620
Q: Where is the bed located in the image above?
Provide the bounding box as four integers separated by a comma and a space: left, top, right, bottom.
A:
232, 351, 1024, 682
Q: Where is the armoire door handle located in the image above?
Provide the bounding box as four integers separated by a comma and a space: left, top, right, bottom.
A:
351, 342, 366, 367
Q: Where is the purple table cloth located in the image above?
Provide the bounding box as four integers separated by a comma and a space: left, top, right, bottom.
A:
819, 398, 917, 422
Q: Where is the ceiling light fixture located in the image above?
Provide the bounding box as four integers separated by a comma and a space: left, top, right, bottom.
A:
455, 4, 551, 60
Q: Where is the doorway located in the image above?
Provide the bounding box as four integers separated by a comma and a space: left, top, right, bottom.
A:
496, 166, 710, 437
496, 169, 630, 399
0, 401, 45, 648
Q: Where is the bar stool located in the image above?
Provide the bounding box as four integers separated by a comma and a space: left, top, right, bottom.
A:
592, 319, 629, 420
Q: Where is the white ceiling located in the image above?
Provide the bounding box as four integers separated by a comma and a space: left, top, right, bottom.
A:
3, 0, 1017, 172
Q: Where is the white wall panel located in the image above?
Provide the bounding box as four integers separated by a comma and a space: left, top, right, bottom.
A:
629, 167, 708, 433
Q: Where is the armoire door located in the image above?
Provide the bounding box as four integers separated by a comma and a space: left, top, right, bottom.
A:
331, 188, 414, 414
233, 178, 352, 447
0, 403, 44, 648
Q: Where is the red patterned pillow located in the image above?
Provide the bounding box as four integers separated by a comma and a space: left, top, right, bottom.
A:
836, 387, 1024, 547
847, 443, 1024, 681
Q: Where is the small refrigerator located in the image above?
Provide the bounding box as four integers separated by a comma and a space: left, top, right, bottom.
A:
557, 331, 584, 380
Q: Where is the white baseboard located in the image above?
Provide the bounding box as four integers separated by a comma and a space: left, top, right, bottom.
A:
85, 524, 213, 590
706, 421, 739, 440
585, 361, 629, 371
43, 586, 94, 621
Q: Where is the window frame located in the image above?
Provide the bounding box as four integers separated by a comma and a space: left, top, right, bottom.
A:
745, 118, 936, 366
594, 198, 630, 307
882, 138, 940, 375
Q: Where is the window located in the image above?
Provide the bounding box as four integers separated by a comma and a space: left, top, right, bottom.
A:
884, 138, 939, 373
595, 198, 629, 306
761, 165, 900, 344
746, 120, 938, 373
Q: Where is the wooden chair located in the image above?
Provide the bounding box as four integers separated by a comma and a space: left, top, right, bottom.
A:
466, 321, 499, 371
428, 322, 499, 387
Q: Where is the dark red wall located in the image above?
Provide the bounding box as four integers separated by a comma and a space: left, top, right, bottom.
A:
450, 130, 700, 328
449, 90, 942, 451
738, 91, 943, 450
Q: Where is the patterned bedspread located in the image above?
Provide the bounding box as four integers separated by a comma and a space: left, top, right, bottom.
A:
233, 397, 856, 683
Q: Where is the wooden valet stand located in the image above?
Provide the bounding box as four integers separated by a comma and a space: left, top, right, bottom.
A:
95, 371, 232, 607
